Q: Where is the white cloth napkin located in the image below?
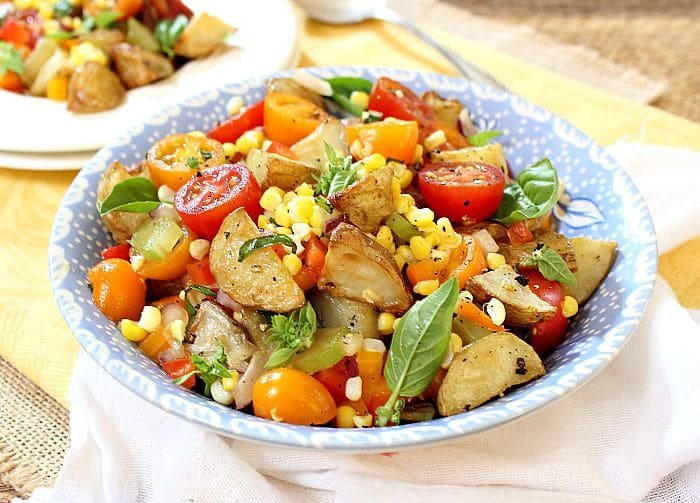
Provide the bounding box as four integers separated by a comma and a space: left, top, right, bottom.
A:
28, 143, 700, 503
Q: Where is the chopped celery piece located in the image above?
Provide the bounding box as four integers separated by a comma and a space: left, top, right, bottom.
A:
292, 327, 347, 374
452, 315, 493, 345
131, 218, 182, 261
386, 212, 420, 241
126, 18, 161, 53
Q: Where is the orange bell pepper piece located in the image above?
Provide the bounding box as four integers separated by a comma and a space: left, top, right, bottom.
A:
455, 298, 505, 332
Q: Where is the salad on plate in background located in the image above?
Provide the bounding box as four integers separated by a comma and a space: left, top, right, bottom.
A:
88, 72, 617, 428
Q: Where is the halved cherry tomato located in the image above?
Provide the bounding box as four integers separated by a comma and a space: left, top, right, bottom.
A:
345, 120, 419, 164
146, 133, 226, 190
0, 17, 34, 48
88, 258, 146, 321
263, 93, 328, 146
116, 0, 144, 19
0, 71, 24, 93
101, 243, 131, 261
313, 360, 348, 403
519, 270, 568, 354
162, 358, 195, 389
507, 221, 534, 245
174, 164, 262, 239
368, 77, 436, 124
418, 162, 505, 223
133, 225, 197, 280
208, 99, 264, 144
266, 141, 298, 159
253, 368, 337, 425
186, 258, 215, 285
293, 235, 327, 290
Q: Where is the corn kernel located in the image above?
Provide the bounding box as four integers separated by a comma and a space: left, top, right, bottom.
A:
398, 169, 413, 189
336, 405, 358, 428
393, 317, 402, 331
120, 319, 148, 342
562, 296, 579, 318
211, 380, 235, 405
425, 231, 442, 248
375, 225, 395, 252
396, 244, 415, 264
276, 226, 292, 235
226, 95, 244, 116
451, 332, 463, 353
260, 187, 284, 212
287, 195, 314, 223
486, 252, 506, 270
418, 221, 439, 235
170, 319, 186, 342
363, 338, 386, 353
273, 204, 291, 228
349, 90, 370, 111
394, 252, 406, 270
138, 305, 161, 332
354, 414, 373, 428
342, 332, 364, 356
440, 339, 454, 369
441, 233, 464, 250
69, 42, 108, 68
282, 253, 302, 276
257, 215, 270, 228
414, 279, 440, 296
377, 312, 396, 336
406, 207, 435, 227
71, 16, 82, 30
424, 129, 447, 151
235, 130, 264, 156
189, 238, 210, 260
345, 376, 363, 402
390, 176, 401, 205
436, 217, 454, 236
362, 152, 386, 173
356, 167, 369, 180
412, 144, 424, 164
188, 130, 206, 138
292, 222, 312, 241
222, 372, 240, 392
223, 142, 237, 159
410, 235, 431, 260
394, 193, 413, 214
309, 205, 326, 229
484, 298, 506, 326
295, 182, 315, 197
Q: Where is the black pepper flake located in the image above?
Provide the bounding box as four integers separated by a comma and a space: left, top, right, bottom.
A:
463, 200, 470, 207
515, 275, 529, 286
272, 277, 277, 282
515, 357, 527, 374
535, 243, 544, 251
224, 231, 230, 239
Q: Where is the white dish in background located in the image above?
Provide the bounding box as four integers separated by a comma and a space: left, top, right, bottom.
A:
0, 149, 95, 170
2, 0, 300, 155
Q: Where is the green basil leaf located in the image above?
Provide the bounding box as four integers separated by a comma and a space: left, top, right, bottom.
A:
493, 158, 559, 225
189, 284, 217, 297
191, 354, 211, 373
325, 76, 373, 117
0, 42, 24, 77
377, 277, 459, 426
265, 347, 296, 369
172, 370, 196, 385
95, 10, 121, 28
46, 31, 75, 40
467, 130, 502, 147
210, 361, 232, 378
327, 169, 357, 196
99, 178, 160, 215
238, 234, 297, 261
531, 246, 577, 286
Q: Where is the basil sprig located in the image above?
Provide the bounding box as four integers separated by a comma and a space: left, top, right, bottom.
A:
314, 142, 358, 196
493, 158, 559, 225
0, 42, 23, 77
95, 10, 121, 28
265, 303, 317, 369
238, 234, 297, 261
325, 76, 373, 116
99, 178, 162, 215
155, 14, 188, 57
467, 130, 502, 147
376, 277, 459, 427
173, 340, 231, 397
521, 245, 577, 286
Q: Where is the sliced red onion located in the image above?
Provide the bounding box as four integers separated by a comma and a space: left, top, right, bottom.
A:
325, 214, 347, 234
458, 108, 478, 137
158, 345, 187, 364
234, 351, 266, 410
344, 356, 359, 378
216, 289, 242, 312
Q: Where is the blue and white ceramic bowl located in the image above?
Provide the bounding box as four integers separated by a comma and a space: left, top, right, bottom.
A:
49, 67, 657, 452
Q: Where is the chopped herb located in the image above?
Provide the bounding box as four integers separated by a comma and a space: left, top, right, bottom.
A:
95, 10, 121, 28
315, 196, 334, 213
265, 303, 317, 368
200, 149, 212, 160
238, 234, 297, 261
467, 130, 502, 147
520, 244, 577, 286
186, 156, 200, 169
0, 42, 24, 78
155, 14, 188, 58
173, 340, 231, 397
314, 142, 357, 196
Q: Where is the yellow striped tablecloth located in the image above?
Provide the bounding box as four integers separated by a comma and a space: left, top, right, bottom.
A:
1, 18, 698, 407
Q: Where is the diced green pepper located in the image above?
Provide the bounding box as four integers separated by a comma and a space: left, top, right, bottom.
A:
292, 327, 347, 374
386, 212, 420, 241
452, 315, 493, 345
131, 218, 183, 261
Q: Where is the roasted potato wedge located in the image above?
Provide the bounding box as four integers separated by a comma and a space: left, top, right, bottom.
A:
500, 232, 577, 272
290, 118, 349, 168
173, 12, 235, 58
329, 166, 394, 233
67, 62, 125, 113
266, 78, 324, 107
309, 289, 379, 338
112, 42, 173, 89
437, 332, 545, 416
319, 223, 412, 314
245, 149, 319, 191
22, 38, 57, 87
564, 237, 617, 304
96, 161, 151, 243
422, 91, 471, 133
430, 143, 509, 179
209, 208, 305, 312
467, 265, 556, 326
30, 48, 68, 96
80, 28, 125, 59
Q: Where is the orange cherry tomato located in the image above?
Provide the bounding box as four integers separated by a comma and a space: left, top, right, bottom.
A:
443, 238, 487, 288
266, 141, 298, 159
253, 368, 337, 425
146, 134, 226, 190
0, 71, 24, 93
88, 258, 146, 322
116, 0, 144, 18
263, 93, 328, 146
293, 235, 327, 290
186, 258, 215, 285
345, 120, 419, 164
133, 225, 197, 280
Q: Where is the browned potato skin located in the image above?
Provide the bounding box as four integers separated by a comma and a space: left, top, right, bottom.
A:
564, 237, 617, 304
309, 289, 379, 338
437, 332, 545, 416
329, 166, 394, 233
468, 265, 556, 326
174, 12, 235, 58
68, 62, 125, 113
429, 143, 509, 179
96, 161, 150, 244
291, 118, 349, 168
319, 223, 412, 315
245, 149, 319, 191
209, 208, 305, 313
500, 232, 577, 272
111, 42, 174, 89
266, 78, 324, 108
80, 29, 125, 59
422, 91, 473, 134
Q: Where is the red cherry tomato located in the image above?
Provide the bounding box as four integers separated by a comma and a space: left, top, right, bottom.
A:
519, 270, 568, 354
161, 358, 196, 389
418, 162, 505, 222
313, 360, 348, 403
0, 17, 33, 48
174, 163, 263, 240
207, 100, 264, 144
101, 243, 131, 261
266, 141, 298, 159
507, 221, 534, 245
368, 77, 436, 124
